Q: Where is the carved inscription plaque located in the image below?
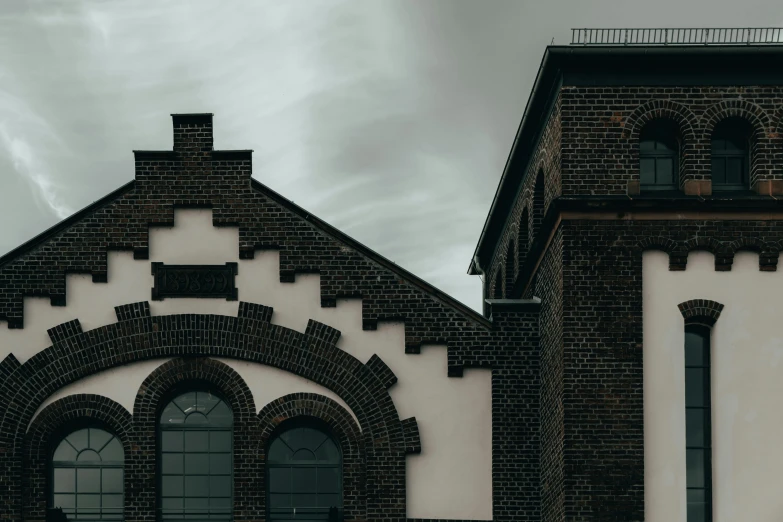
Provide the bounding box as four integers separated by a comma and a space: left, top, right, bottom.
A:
151, 262, 238, 300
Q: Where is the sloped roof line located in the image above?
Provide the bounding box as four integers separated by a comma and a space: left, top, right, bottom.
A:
0, 177, 490, 328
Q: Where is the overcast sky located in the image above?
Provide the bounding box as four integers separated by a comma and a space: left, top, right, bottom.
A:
1, 0, 781, 311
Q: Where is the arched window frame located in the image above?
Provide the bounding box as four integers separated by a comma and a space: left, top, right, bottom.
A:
157, 386, 234, 522
265, 417, 344, 522
711, 117, 753, 191
49, 423, 125, 521
639, 119, 681, 191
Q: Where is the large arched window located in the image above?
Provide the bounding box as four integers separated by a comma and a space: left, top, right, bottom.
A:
267, 422, 342, 521
640, 119, 679, 190
159, 390, 233, 522
711, 117, 752, 191
51, 427, 124, 520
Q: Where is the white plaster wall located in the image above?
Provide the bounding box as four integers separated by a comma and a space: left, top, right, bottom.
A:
31, 358, 355, 427
1, 208, 492, 520
644, 250, 783, 522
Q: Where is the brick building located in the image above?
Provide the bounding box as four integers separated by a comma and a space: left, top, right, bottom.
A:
2, 27, 782, 522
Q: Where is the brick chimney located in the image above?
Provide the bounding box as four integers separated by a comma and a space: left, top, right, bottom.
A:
172, 113, 213, 156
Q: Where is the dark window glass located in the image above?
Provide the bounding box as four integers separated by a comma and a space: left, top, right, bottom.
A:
711, 117, 752, 190
267, 424, 342, 521
685, 325, 712, 522
640, 120, 679, 190
159, 390, 232, 522
51, 427, 124, 520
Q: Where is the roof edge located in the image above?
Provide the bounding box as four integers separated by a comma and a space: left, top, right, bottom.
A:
250, 179, 491, 327
0, 181, 136, 269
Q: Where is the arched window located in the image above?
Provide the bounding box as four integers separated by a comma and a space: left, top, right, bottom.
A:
159, 390, 233, 522
267, 422, 342, 521
711, 117, 752, 191
640, 119, 679, 190
51, 427, 124, 520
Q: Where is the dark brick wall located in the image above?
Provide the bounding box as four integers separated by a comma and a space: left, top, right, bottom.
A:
536, 228, 564, 522
560, 87, 783, 195
487, 96, 562, 301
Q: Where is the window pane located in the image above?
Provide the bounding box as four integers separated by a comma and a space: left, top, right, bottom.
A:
209, 475, 231, 497
684, 337, 705, 366
687, 499, 707, 522
162, 476, 184, 497
292, 449, 317, 461
185, 431, 209, 452
77, 449, 101, 462
210, 431, 231, 452
292, 468, 317, 493
685, 369, 706, 407
184, 476, 210, 497
184, 497, 208, 511
207, 401, 233, 426
317, 467, 340, 493
686, 449, 706, 488
162, 431, 183, 452
161, 497, 183, 512
292, 494, 318, 508
640, 139, 655, 152
54, 468, 75, 493
53, 441, 78, 462
68, 429, 89, 451
173, 392, 197, 414
76, 468, 100, 494
184, 412, 209, 425
53, 494, 75, 509
270, 494, 290, 508
76, 494, 100, 508
640, 158, 655, 185
103, 494, 123, 508
100, 438, 123, 462
318, 493, 341, 508
269, 467, 291, 493
315, 439, 339, 463
209, 454, 231, 475
185, 453, 209, 474
657, 158, 673, 186
686, 409, 707, 448
162, 403, 186, 425
268, 439, 292, 462
162, 453, 184, 474
89, 429, 112, 451
101, 468, 123, 494
727, 157, 743, 185
712, 158, 726, 185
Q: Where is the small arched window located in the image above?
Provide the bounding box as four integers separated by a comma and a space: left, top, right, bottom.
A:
159, 390, 233, 522
711, 117, 752, 191
685, 324, 713, 522
267, 423, 342, 521
51, 427, 124, 520
640, 120, 679, 190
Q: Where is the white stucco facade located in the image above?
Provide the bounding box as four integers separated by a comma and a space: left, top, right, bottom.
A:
2, 209, 492, 520
644, 250, 783, 522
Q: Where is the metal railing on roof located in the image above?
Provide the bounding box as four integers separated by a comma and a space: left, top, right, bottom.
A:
571, 27, 783, 46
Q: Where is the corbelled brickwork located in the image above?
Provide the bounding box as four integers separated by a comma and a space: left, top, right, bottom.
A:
0, 114, 542, 520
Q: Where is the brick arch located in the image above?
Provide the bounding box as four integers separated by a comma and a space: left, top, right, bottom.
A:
24, 395, 133, 521
131, 357, 261, 522
0, 301, 418, 521
701, 99, 770, 138
623, 99, 698, 143
505, 234, 517, 298
257, 393, 365, 520
678, 299, 725, 327
518, 206, 530, 268
623, 100, 698, 188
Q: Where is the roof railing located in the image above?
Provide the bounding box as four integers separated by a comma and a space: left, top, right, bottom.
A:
570, 27, 783, 46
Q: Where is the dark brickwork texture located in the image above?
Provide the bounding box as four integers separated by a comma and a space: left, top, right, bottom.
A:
481, 83, 783, 522
0, 116, 542, 521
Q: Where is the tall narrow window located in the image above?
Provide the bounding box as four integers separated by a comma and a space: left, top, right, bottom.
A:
640, 120, 679, 190
51, 427, 124, 520
267, 423, 342, 521
685, 325, 712, 522
711, 117, 752, 191
159, 390, 233, 522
